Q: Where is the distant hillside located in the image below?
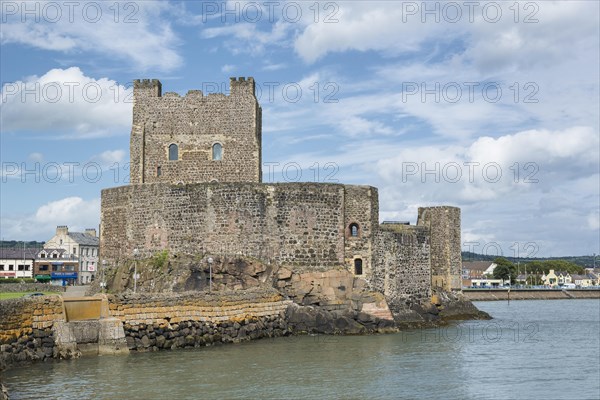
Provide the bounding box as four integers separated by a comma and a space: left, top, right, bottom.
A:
0, 240, 45, 249
462, 252, 598, 268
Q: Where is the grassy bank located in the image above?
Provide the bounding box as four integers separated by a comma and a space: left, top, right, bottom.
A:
0, 292, 56, 300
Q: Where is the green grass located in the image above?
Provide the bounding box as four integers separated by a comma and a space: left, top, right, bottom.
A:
0, 292, 57, 300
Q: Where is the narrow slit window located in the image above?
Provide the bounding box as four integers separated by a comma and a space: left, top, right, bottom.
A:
169, 144, 178, 161
157, 166, 162, 177
354, 259, 363, 275
212, 143, 222, 161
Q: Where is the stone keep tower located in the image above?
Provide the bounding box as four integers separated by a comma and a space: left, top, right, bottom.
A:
129, 78, 262, 184
417, 206, 462, 291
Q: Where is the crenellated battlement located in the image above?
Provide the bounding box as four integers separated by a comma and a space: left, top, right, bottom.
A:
133, 79, 162, 98
230, 76, 255, 96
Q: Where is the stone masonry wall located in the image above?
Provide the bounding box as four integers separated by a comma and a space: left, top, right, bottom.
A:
371, 225, 431, 316
0, 296, 64, 367
343, 186, 378, 278
101, 182, 361, 270
130, 78, 261, 185
108, 288, 292, 351
417, 206, 461, 291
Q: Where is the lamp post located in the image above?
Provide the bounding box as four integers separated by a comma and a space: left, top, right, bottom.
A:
133, 248, 139, 293
207, 257, 213, 292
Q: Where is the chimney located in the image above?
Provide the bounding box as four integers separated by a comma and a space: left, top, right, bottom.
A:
56, 226, 68, 235
85, 228, 97, 237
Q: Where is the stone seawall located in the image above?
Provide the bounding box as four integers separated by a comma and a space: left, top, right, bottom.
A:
463, 289, 600, 301
0, 295, 64, 368
108, 288, 293, 351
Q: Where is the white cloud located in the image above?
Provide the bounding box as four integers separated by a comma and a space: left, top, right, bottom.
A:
28, 152, 44, 162
588, 212, 600, 231
221, 64, 236, 73
294, 3, 446, 63
1, 67, 131, 138
92, 150, 126, 165
1, 197, 100, 240
201, 21, 291, 55
0, 2, 181, 72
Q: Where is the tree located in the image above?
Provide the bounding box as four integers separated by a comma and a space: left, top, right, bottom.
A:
493, 257, 516, 282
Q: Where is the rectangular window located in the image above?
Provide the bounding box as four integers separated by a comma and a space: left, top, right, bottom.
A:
8, 265, 14, 271
157, 166, 162, 177
40, 265, 48, 271
0, 265, 4, 271
18, 265, 25, 271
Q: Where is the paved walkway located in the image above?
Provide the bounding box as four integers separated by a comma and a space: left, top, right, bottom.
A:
63, 286, 88, 298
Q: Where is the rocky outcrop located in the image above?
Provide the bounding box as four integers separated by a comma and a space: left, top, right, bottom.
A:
0, 380, 8, 400
285, 303, 396, 335
433, 290, 492, 321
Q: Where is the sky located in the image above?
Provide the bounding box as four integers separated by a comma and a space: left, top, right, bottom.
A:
0, 0, 598, 258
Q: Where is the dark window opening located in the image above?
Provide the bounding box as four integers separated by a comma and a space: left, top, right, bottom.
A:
349, 223, 359, 237
169, 144, 178, 161
157, 166, 162, 177
212, 143, 222, 161
354, 258, 363, 275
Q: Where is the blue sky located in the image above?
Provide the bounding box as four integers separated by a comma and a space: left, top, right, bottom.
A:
1, 1, 599, 258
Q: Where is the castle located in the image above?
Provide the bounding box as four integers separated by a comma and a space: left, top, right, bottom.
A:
100, 77, 462, 316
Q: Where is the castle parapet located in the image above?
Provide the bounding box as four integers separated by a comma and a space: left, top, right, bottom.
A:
230, 77, 255, 96
133, 79, 162, 99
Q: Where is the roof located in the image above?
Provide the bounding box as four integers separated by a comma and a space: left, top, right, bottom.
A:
39, 248, 66, 255
555, 270, 571, 276
571, 274, 591, 280
67, 232, 99, 246
0, 248, 39, 259
463, 261, 495, 271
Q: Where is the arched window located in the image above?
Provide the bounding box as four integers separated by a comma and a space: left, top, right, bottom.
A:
354, 258, 363, 275
168, 144, 178, 161
349, 223, 359, 237
212, 143, 222, 161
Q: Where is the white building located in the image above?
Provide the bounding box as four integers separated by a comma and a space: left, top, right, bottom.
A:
0, 248, 37, 279
44, 226, 99, 284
